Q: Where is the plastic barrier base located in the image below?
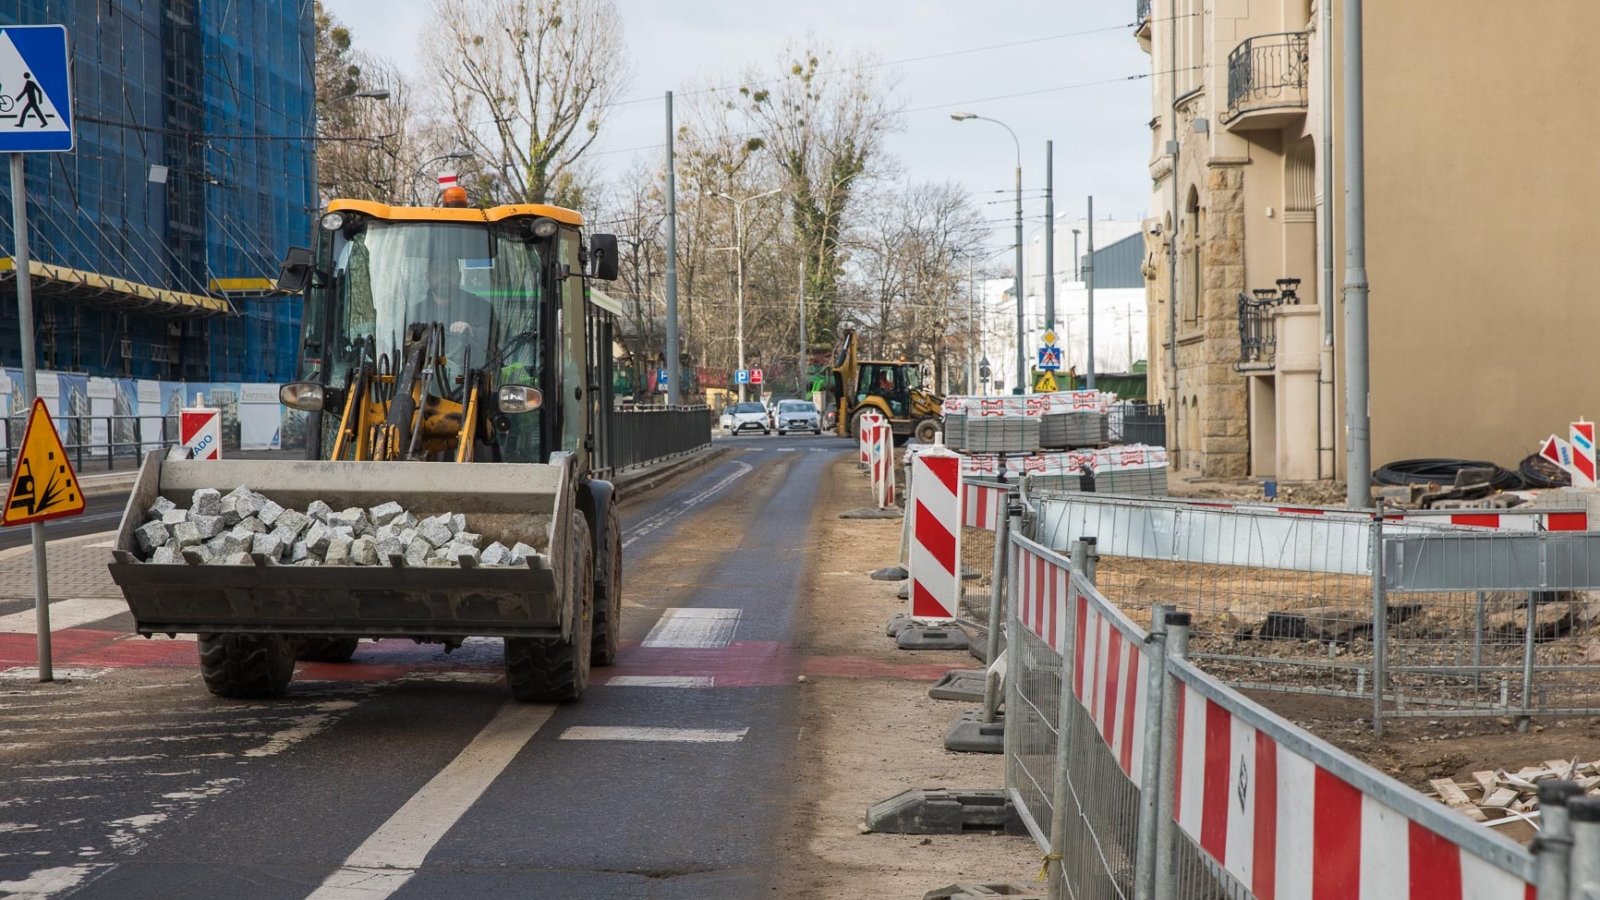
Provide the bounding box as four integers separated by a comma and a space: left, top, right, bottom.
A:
871, 564, 910, 581
841, 507, 903, 520
886, 611, 911, 637
864, 788, 1024, 835
928, 668, 987, 701
897, 623, 969, 651
944, 709, 1004, 754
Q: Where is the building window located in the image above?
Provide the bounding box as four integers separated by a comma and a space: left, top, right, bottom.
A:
1183, 187, 1203, 325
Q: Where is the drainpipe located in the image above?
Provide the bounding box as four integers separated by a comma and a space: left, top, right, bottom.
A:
1166, 0, 1180, 459
1317, 0, 1336, 480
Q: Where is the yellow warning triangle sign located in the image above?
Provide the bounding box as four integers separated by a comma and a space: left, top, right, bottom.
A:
4, 398, 85, 526
1033, 370, 1058, 393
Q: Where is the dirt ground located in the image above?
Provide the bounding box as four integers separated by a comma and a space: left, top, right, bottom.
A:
1167, 469, 1348, 505
777, 455, 1039, 899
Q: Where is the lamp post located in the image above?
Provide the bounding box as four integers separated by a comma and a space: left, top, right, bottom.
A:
952, 112, 1025, 394
411, 148, 473, 204
326, 88, 391, 104
707, 188, 781, 402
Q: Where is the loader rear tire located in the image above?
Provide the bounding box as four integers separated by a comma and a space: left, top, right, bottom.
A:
292, 636, 360, 663
198, 634, 295, 699
505, 517, 593, 702
592, 502, 623, 666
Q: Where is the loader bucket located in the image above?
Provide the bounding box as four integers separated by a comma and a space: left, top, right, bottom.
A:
108, 455, 578, 640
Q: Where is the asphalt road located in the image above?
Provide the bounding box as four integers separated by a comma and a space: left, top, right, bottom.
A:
0, 433, 853, 899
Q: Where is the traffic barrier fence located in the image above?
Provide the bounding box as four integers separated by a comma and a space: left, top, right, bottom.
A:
959, 477, 1011, 627
600, 404, 714, 473
3, 413, 177, 475
993, 516, 1553, 899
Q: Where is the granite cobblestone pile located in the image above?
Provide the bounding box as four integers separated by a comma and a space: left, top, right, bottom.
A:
133, 486, 537, 568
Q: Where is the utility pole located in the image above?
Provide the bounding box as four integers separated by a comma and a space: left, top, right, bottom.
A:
951, 113, 1024, 394
1072, 228, 1081, 281
1044, 140, 1055, 331
1344, 0, 1371, 508
1085, 196, 1096, 389
968, 262, 978, 394
797, 256, 807, 397
663, 91, 682, 406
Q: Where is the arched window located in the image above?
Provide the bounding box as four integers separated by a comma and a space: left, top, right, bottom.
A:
1183, 187, 1203, 324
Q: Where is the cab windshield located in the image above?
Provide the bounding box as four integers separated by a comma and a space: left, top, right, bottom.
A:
303, 219, 544, 390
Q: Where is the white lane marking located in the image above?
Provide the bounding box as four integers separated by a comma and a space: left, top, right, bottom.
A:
0, 597, 129, 634
306, 702, 555, 900
776, 448, 796, 452
0, 864, 111, 898
621, 460, 753, 549
641, 608, 741, 649
558, 726, 748, 743
603, 675, 715, 688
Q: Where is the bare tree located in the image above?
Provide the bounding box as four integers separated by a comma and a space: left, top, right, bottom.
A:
740, 42, 901, 348
423, 0, 629, 207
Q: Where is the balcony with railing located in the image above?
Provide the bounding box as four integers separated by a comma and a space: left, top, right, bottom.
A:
1222, 32, 1309, 130
1136, 0, 1152, 34
1236, 279, 1303, 371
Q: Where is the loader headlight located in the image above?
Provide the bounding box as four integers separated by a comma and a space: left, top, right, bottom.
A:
497, 384, 543, 414
279, 382, 325, 412
320, 212, 347, 232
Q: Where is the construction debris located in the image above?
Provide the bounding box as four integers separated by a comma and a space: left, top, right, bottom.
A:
133, 486, 534, 568
1425, 758, 1600, 839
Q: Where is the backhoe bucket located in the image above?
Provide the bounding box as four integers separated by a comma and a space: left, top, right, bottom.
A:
108, 455, 577, 640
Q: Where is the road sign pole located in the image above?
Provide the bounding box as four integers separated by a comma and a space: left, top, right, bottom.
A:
11, 152, 51, 681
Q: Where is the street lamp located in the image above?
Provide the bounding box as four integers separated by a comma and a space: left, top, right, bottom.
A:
706, 187, 781, 401
411, 148, 474, 204
952, 111, 1026, 394
327, 88, 392, 103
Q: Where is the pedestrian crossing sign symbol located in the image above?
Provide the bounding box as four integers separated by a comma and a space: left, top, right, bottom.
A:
0, 25, 73, 153
1037, 345, 1062, 371
3, 398, 84, 526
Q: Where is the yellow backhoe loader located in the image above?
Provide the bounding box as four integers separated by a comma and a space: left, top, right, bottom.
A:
108, 187, 624, 703
829, 329, 943, 444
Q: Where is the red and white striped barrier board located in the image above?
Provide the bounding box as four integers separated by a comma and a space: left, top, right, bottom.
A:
1572, 419, 1596, 488
869, 423, 895, 509
858, 409, 885, 467
1164, 495, 1589, 532
1011, 538, 1152, 786
1171, 676, 1533, 900
962, 479, 1009, 531
180, 395, 222, 461
908, 445, 961, 621
932, 445, 1169, 480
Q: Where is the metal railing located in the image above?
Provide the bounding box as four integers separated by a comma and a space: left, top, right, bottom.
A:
1222, 31, 1309, 124
1236, 290, 1282, 368
2, 414, 178, 476
1108, 401, 1165, 447
601, 404, 713, 474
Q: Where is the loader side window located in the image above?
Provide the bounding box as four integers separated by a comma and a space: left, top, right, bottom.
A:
557, 231, 589, 461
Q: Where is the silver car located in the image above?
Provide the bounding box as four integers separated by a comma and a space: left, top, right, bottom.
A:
774, 399, 821, 435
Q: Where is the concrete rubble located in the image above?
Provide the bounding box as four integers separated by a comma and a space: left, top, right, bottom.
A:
133, 485, 539, 568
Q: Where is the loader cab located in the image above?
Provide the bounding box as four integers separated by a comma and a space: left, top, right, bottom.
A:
284, 199, 617, 470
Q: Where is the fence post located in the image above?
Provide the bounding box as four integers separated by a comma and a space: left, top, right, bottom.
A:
1370, 513, 1387, 737
1083, 535, 1099, 586
1134, 603, 1171, 900
1522, 587, 1540, 729
1002, 505, 1024, 799
1151, 610, 1190, 900
1044, 566, 1083, 900
1535, 781, 1580, 900
982, 506, 1011, 725
1567, 797, 1600, 900
1071, 540, 1087, 574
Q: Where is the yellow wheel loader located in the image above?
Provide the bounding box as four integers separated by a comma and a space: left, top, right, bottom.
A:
108, 190, 625, 703
829, 329, 944, 444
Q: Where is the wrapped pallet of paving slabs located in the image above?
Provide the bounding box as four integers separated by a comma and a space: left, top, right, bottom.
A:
943, 395, 1040, 453
1038, 390, 1111, 450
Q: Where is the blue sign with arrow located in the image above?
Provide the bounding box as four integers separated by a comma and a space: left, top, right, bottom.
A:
0, 25, 72, 153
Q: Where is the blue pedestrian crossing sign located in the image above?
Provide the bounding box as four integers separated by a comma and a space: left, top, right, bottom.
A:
734, 369, 751, 385
0, 26, 73, 153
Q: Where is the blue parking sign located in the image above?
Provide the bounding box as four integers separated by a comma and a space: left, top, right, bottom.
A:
734, 369, 750, 385
0, 25, 73, 153
657, 368, 668, 386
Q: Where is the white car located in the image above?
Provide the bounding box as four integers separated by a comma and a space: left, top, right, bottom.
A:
774, 399, 821, 435
724, 401, 770, 435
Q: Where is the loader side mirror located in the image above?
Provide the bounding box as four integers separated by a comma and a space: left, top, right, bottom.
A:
277, 246, 316, 294
588, 233, 619, 281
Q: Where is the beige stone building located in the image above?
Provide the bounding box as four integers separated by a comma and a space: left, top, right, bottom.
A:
1136, 0, 1600, 482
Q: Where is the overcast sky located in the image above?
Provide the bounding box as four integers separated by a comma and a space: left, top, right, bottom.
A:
324, 0, 1154, 253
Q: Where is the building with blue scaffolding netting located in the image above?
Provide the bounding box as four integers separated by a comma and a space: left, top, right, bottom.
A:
0, 0, 313, 386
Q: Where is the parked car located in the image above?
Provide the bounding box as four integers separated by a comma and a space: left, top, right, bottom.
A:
724, 401, 770, 435
718, 406, 735, 432
774, 399, 822, 435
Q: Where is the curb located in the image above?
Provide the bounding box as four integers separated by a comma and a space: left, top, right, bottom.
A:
611, 445, 729, 500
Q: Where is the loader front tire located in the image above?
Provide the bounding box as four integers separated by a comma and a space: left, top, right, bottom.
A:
198, 633, 295, 699
592, 501, 623, 667
292, 636, 360, 663
505, 517, 593, 702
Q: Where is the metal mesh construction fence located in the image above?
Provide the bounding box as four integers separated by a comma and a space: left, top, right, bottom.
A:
1381, 527, 1600, 719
